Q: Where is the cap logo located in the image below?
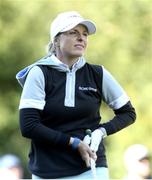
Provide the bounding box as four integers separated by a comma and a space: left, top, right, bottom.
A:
68, 14, 81, 18
61, 22, 75, 32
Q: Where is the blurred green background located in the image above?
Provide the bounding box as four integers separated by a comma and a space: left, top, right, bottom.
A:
0, 0, 152, 178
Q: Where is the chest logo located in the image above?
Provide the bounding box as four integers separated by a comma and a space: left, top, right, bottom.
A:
79, 86, 97, 92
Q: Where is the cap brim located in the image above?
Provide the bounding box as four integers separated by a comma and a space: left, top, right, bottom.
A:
80, 20, 96, 34
60, 19, 96, 35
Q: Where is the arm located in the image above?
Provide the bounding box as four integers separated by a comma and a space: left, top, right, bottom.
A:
20, 107, 96, 166
100, 67, 136, 135
99, 101, 136, 135
19, 66, 70, 147
20, 108, 71, 147
85, 67, 136, 153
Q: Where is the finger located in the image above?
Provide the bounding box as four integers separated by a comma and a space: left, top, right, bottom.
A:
92, 152, 97, 161
88, 149, 97, 161
77, 142, 91, 167
85, 153, 90, 167
81, 151, 90, 167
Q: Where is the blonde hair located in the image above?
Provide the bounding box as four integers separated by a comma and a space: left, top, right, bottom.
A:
47, 34, 61, 55
47, 42, 55, 55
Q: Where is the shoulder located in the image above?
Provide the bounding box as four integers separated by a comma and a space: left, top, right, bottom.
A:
25, 65, 45, 85
27, 65, 44, 77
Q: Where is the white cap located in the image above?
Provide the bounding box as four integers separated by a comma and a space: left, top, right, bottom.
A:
124, 144, 149, 166
50, 11, 96, 42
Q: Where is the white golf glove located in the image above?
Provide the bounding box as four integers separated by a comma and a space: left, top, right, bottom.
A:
83, 134, 91, 145
83, 128, 107, 152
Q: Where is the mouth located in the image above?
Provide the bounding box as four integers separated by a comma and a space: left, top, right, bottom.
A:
74, 44, 85, 49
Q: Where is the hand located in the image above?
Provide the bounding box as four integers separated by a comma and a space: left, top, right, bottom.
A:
90, 129, 105, 152
83, 134, 91, 145
77, 141, 97, 167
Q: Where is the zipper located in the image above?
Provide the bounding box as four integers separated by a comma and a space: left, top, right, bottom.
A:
64, 70, 75, 107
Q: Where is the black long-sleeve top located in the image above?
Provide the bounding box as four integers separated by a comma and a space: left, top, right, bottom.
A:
17, 55, 136, 178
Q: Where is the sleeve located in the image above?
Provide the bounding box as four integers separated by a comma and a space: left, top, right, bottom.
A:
19, 66, 46, 110
102, 66, 129, 109
19, 66, 71, 147
19, 108, 70, 147
99, 67, 136, 135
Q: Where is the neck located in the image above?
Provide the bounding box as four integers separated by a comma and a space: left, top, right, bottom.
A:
56, 53, 79, 68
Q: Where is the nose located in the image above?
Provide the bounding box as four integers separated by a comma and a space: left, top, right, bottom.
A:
77, 33, 85, 42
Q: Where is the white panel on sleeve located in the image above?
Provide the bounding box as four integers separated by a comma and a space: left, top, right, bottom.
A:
102, 66, 129, 110
19, 66, 46, 110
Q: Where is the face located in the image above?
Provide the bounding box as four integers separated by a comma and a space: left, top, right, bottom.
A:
55, 24, 88, 60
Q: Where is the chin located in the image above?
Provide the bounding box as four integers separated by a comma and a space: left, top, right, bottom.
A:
73, 51, 84, 57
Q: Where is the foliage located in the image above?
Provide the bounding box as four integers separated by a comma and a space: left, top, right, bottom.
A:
0, 0, 151, 178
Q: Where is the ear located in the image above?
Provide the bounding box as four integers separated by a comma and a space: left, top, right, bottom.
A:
54, 36, 60, 47
54, 35, 60, 43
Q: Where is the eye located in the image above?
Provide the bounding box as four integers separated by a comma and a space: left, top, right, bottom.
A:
83, 32, 88, 37
69, 31, 77, 35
